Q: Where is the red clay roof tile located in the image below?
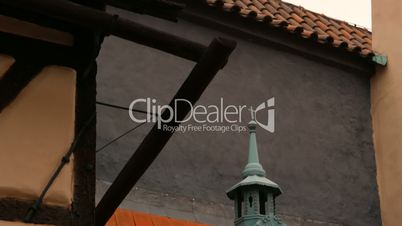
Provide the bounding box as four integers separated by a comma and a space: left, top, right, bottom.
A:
132, 212, 153, 226
106, 209, 212, 226
206, 0, 373, 58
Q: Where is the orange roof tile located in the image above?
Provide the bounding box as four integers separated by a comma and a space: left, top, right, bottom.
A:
106, 209, 212, 226
205, 0, 373, 57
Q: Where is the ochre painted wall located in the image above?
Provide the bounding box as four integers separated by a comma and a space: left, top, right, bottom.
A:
0, 62, 76, 207
0, 220, 53, 226
372, 0, 402, 225
0, 55, 15, 79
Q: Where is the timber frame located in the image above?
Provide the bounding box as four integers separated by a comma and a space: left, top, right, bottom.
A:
0, 12, 100, 226
0, 0, 237, 225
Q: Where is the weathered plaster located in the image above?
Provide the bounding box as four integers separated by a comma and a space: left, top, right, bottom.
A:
372, 0, 402, 225
0, 220, 52, 226
0, 65, 76, 207
0, 55, 15, 79
96, 7, 380, 226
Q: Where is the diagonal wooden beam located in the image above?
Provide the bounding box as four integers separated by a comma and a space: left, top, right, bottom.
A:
95, 37, 236, 226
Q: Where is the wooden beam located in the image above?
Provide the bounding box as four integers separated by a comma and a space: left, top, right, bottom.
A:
106, 0, 184, 22
95, 37, 236, 226
0, 0, 206, 62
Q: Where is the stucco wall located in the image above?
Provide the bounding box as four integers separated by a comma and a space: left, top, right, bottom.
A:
0, 64, 76, 207
0, 55, 14, 79
96, 8, 380, 226
0, 220, 52, 226
372, 0, 402, 225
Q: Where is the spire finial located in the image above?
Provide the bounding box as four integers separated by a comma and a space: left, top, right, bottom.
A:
242, 107, 266, 178
249, 106, 256, 121
248, 107, 257, 131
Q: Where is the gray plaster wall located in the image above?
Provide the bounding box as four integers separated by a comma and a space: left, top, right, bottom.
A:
95, 7, 381, 226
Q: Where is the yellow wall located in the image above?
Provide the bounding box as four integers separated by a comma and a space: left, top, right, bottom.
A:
0, 55, 15, 79
0, 61, 76, 207
372, 0, 402, 225
0, 220, 52, 226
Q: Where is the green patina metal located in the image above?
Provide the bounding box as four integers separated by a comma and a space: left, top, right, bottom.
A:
227, 111, 286, 226
372, 54, 388, 66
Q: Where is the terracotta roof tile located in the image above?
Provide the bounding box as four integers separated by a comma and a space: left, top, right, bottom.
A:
132, 212, 153, 226
106, 209, 212, 226
206, 0, 373, 57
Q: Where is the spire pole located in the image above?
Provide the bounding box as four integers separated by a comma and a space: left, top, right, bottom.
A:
226, 107, 285, 226
242, 107, 266, 177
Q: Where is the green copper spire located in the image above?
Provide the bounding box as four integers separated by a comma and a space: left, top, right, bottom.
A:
226, 107, 286, 226
242, 108, 266, 178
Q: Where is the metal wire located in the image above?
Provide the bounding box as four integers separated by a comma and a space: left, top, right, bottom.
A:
24, 112, 96, 223
96, 122, 146, 153
96, 101, 153, 153
96, 101, 150, 115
